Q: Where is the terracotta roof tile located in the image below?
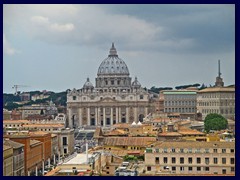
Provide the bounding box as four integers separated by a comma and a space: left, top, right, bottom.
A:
104, 137, 156, 146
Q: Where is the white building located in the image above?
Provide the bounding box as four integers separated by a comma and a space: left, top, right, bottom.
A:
67, 43, 156, 128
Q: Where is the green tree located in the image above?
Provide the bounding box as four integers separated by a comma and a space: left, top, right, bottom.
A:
204, 113, 228, 133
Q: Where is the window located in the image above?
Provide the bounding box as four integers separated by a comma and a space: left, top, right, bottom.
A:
231, 167, 235, 172
140, 95, 144, 99
180, 157, 184, 164
164, 148, 168, 153
180, 167, 184, 171
155, 157, 159, 164
64, 148, 67, 154
230, 149, 234, 153
106, 172, 109, 174
163, 157, 168, 163
90, 118, 95, 126
106, 118, 111, 125
63, 137, 67, 146
205, 149, 209, 153
172, 167, 176, 171
222, 169, 226, 174
222, 149, 226, 153
197, 157, 201, 164
188, 167, 192, 171
188, 148, 192, 153
73, 96, 76, 100
213, 149, 218, 153
214, 158, 218, 164
230, 158, 235, 164
106, 167, 109, 169
188, 157, 192, 164
222, 158, 226, 164
147, 166, 151, 171
205, 167, 209, 171
205, 158, 209, 164
197, 167, 201, 171
195, 148, 201, 153
180, 148, 184, 153
111, 80, 114, 85
172, 157, 176, 164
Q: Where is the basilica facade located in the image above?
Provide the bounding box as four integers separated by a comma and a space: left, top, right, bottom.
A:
67, 43, 156, 128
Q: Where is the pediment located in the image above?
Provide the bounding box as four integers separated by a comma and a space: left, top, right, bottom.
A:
99, 97, 118, 103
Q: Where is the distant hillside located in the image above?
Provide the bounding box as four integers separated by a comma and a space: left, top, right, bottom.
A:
3, 90, 68, 110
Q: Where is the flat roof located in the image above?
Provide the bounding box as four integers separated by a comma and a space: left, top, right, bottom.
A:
62, 153, 93, 165
163, 91, 196, 95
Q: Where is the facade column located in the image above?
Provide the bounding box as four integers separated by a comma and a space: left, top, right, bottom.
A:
48, 158, 50, 168
116, 107, 119, 123
42, 160, 44, 176
95, 108, 98, 126
103, 107, 106, 126
110, 107, 113, 125
145, 107, 148, 117
98, 107, 101, 126
119, 107, 122, 123
58, 150, 61, 163
53, 154, 56, 165
68, 108, 73, 128
79, 108, 82, 127
35, 166, 38, 176
126, 107, 129, 123
87, 107, 90, 126
134, 107, 138, 122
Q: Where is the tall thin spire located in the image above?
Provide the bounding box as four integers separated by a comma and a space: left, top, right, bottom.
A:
215, 59, 224, 87
218, 60, 221, 77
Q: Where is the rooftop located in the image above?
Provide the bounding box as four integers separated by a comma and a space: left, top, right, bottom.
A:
104, 137, 156, 146
163, 91, 197, 95
153, 141, 235, 149
3, 120, 30, 124
62, 153, 93, 165
23, 124, 64, 128
4, 139, 25, 149
198, 87, 235, 93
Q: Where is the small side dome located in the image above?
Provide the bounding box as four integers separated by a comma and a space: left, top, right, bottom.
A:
137, 121, 142, 125
83, 78, 94, 89
132, 77, 141, 88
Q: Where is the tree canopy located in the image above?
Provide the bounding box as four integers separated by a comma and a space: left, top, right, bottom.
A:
175, 83, 200, 90
204, 113, 228, 133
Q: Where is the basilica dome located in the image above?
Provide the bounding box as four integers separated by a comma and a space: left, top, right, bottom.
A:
97, 43, 130, 76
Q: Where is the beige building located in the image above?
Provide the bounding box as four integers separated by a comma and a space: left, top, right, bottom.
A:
4, 139, 25, 176
197, 87, 235, 120
18, 101, 58, 119
144, 141, 235, 175
197, 60, 235, 120
3, 145, 14, 176
160, 90, 197, 115
3, 121, 74, 157
67, 43, 156, 128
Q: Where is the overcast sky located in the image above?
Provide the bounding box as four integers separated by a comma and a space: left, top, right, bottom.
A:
3, 4, 235, 93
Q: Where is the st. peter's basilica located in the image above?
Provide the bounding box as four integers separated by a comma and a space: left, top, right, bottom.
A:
67, 43, 156, 128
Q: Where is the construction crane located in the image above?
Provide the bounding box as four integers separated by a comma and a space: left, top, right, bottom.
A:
12, 85, 29, 95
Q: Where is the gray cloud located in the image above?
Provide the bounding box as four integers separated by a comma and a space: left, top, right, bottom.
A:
3, 4, 235, 93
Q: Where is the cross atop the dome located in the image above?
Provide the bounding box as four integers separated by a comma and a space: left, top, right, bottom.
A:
109, 42, 118, 56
